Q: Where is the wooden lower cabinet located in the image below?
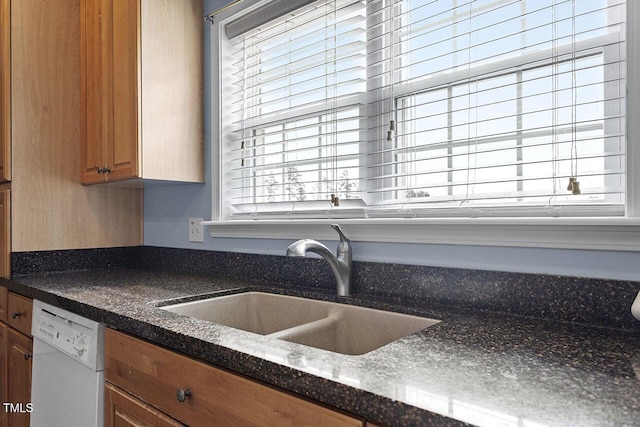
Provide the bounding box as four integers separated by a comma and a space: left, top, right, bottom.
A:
0, 322, 6, 423
106, 383, 185, 427
106, 328, 364, 427
0, 286, 6, 321
3, 326, 32, 427
6, 292, 32, 336
0, 290, 32, 427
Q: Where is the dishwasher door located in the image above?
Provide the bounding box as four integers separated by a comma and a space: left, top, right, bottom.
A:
30, 300, 105, 427
30, 338, 105, 427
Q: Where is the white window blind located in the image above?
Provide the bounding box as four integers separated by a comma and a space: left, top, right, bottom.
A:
367, 0, 626, 217
223, 0, 367, 218
220, 0, 626, 220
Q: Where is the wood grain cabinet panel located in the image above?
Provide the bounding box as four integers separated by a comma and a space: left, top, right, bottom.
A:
81, 0, 115, 183
0, 286, 7, 322
0, 0, 9, 182
0, 323, 7, 427
106, 328, 364, 427
0, 187, 9, 279
6, 292, 32, 336
105, 383, 185, 427
5, 327, 32, 427
1, 293, 32, 427
109, 0, 139, 182
81, 0, 204, 185
0, 0, 9, 279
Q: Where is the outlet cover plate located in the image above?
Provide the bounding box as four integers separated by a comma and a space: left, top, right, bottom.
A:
189, 218, 204, 242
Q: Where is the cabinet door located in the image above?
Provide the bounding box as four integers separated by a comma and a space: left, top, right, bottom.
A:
108, 0, 139, 182
105, 383, 185, 427
0, 286, 7, 322
6, 328, 32, 427
81, 0, 112, 184
81, 0, 138, 184
0, 323, 7, 427
0, 188, 9, 279
0, 0, 9, 182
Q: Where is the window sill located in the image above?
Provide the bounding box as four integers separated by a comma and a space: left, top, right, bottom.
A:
203, 217, 640, 251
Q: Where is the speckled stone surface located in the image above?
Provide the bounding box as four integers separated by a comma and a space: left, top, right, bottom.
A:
81, 246, 640, 330
12, 247, 144, 274
4, 267, 640, 427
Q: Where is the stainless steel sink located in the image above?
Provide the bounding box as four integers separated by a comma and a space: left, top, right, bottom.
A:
160, 292, 440, 356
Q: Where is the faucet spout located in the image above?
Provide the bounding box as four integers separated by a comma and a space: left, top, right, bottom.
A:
286, 225, 352, 297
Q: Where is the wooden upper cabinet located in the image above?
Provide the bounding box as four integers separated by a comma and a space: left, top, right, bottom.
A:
109, 0, 139, 182
81, 0, 117, 184
81, 0, 204, 185
0, 0, 10, 183
0, 187, 8, 279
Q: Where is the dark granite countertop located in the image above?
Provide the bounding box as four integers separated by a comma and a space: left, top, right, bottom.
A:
3, 268, 640, 426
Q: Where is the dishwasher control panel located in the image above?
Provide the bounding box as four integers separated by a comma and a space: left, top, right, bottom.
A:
31, 300, 104, 371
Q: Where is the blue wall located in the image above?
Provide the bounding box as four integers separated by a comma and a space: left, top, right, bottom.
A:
143, 0, 640, 282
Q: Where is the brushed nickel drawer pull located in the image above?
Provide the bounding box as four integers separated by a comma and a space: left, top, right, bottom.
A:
11, 312, 21, 319
177, 388, 191, 403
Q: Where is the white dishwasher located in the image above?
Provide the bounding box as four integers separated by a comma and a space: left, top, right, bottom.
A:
30, 300, 105, 427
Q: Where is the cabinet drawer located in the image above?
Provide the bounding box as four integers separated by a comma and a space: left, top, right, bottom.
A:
105, 328, 364, 427
0, 285, 7, 322
105, 383, 185, 427
7, 293, 32, 336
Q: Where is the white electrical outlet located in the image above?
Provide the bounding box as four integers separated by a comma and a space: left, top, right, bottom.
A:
188, 218, 204, 242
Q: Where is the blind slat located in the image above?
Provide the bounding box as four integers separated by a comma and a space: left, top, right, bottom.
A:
226, 0, 323, 39
367, 152, 625, 182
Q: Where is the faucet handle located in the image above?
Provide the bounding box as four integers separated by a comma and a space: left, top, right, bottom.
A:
331, 224, 350, 243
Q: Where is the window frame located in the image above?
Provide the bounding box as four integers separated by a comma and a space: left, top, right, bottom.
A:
205, 0, 640, 251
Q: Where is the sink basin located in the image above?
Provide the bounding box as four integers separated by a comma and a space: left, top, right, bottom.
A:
160, 292, 440, 355
159, 292, 333, 335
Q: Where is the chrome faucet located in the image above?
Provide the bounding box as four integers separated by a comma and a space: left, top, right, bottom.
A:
286, 224, 352, 297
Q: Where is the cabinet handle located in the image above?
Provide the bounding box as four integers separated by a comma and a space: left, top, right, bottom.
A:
176, 388, 191, 403
11, 312, 21, 319
103, 167, 111, 173
97, 167, 103, 174
24, 353, 32, 361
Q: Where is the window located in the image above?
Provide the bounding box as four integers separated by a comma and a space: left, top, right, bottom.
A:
209, 0, 637, 249
222, 0, 367, 218
366, 0, 625, 217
